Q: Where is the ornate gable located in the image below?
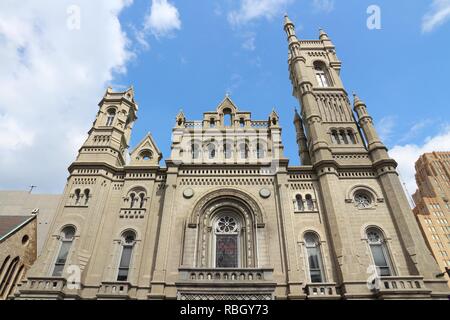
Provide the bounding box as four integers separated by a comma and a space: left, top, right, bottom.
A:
128, 133, 162, 166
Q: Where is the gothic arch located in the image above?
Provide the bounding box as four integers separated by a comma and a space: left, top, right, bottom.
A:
186, 188, 267, 268
345, 184, 383, 203
188, 188, 266, 227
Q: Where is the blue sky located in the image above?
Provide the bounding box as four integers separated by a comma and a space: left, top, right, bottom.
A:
0, 0, 449, 194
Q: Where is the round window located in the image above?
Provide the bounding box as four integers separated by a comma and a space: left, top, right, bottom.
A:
22, 235, 30, 246
354, 191, 372, 209
216, 216, 238, 234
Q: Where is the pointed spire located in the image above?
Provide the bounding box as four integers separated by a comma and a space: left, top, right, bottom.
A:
294, 108, 301, 121
319, 28, 329, 40
270, 107, 279, 119
353, 92, 365, 108
283, 14, 299, 45
284, 13, 294, 28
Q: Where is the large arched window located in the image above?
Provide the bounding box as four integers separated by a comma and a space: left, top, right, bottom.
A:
366, 228, 393, 276
52, 226, 76, 276
106, 109, 116, 126
117, 231, 136, 281
314, 61, 331, 88
214, 215, 240, 268
304, 232, 325, 283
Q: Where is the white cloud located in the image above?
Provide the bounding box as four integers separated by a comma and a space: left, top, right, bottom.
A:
0, 0, 133, 193
144, 0, 181, 38
389, 125, 450, 197
422, 0, 450, 33
312, 0, 334, 13
376, 116, 397, 143
228, 0, 293, 26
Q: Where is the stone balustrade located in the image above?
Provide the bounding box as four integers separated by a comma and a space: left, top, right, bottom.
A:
24, 277, 67, 292
375, 276, 426, 292
304, 283, 340, 299
179, 268, 273, 283
97, 282, 131, 297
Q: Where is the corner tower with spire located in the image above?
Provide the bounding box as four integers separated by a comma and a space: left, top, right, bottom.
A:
284, 14, 447, 297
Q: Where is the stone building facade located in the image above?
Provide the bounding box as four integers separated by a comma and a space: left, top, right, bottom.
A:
412, 152, 450, 287
0, 215, 37, 300
15, 16, 450, 300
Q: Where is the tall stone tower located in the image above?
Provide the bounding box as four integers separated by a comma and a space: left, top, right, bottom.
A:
74, 87, 138, 168
284, 15, 448, 297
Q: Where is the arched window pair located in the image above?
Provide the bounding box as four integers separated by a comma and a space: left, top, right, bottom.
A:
52, 226, 76, 277
129, 191, 146, 209
105, 108, 116, 126
74, 188, 90, 206
331, 129, 357, 145
0, 256, 24, 299
295, 194, 314, 211
117, 231, 136, 282
314, 62, 332, 88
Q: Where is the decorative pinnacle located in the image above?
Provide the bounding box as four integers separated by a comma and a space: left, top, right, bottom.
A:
294, 107, 301, 120
319, 28, 329, 40
353, 92, 365, 107
284, 13, 294, 27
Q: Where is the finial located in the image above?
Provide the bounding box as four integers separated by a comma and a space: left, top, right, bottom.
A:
353, 92, 365, 107
319, 28, 329, 40
284, 13, 294, 27
294, 107, 301, 120
225, 91, 230, 98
